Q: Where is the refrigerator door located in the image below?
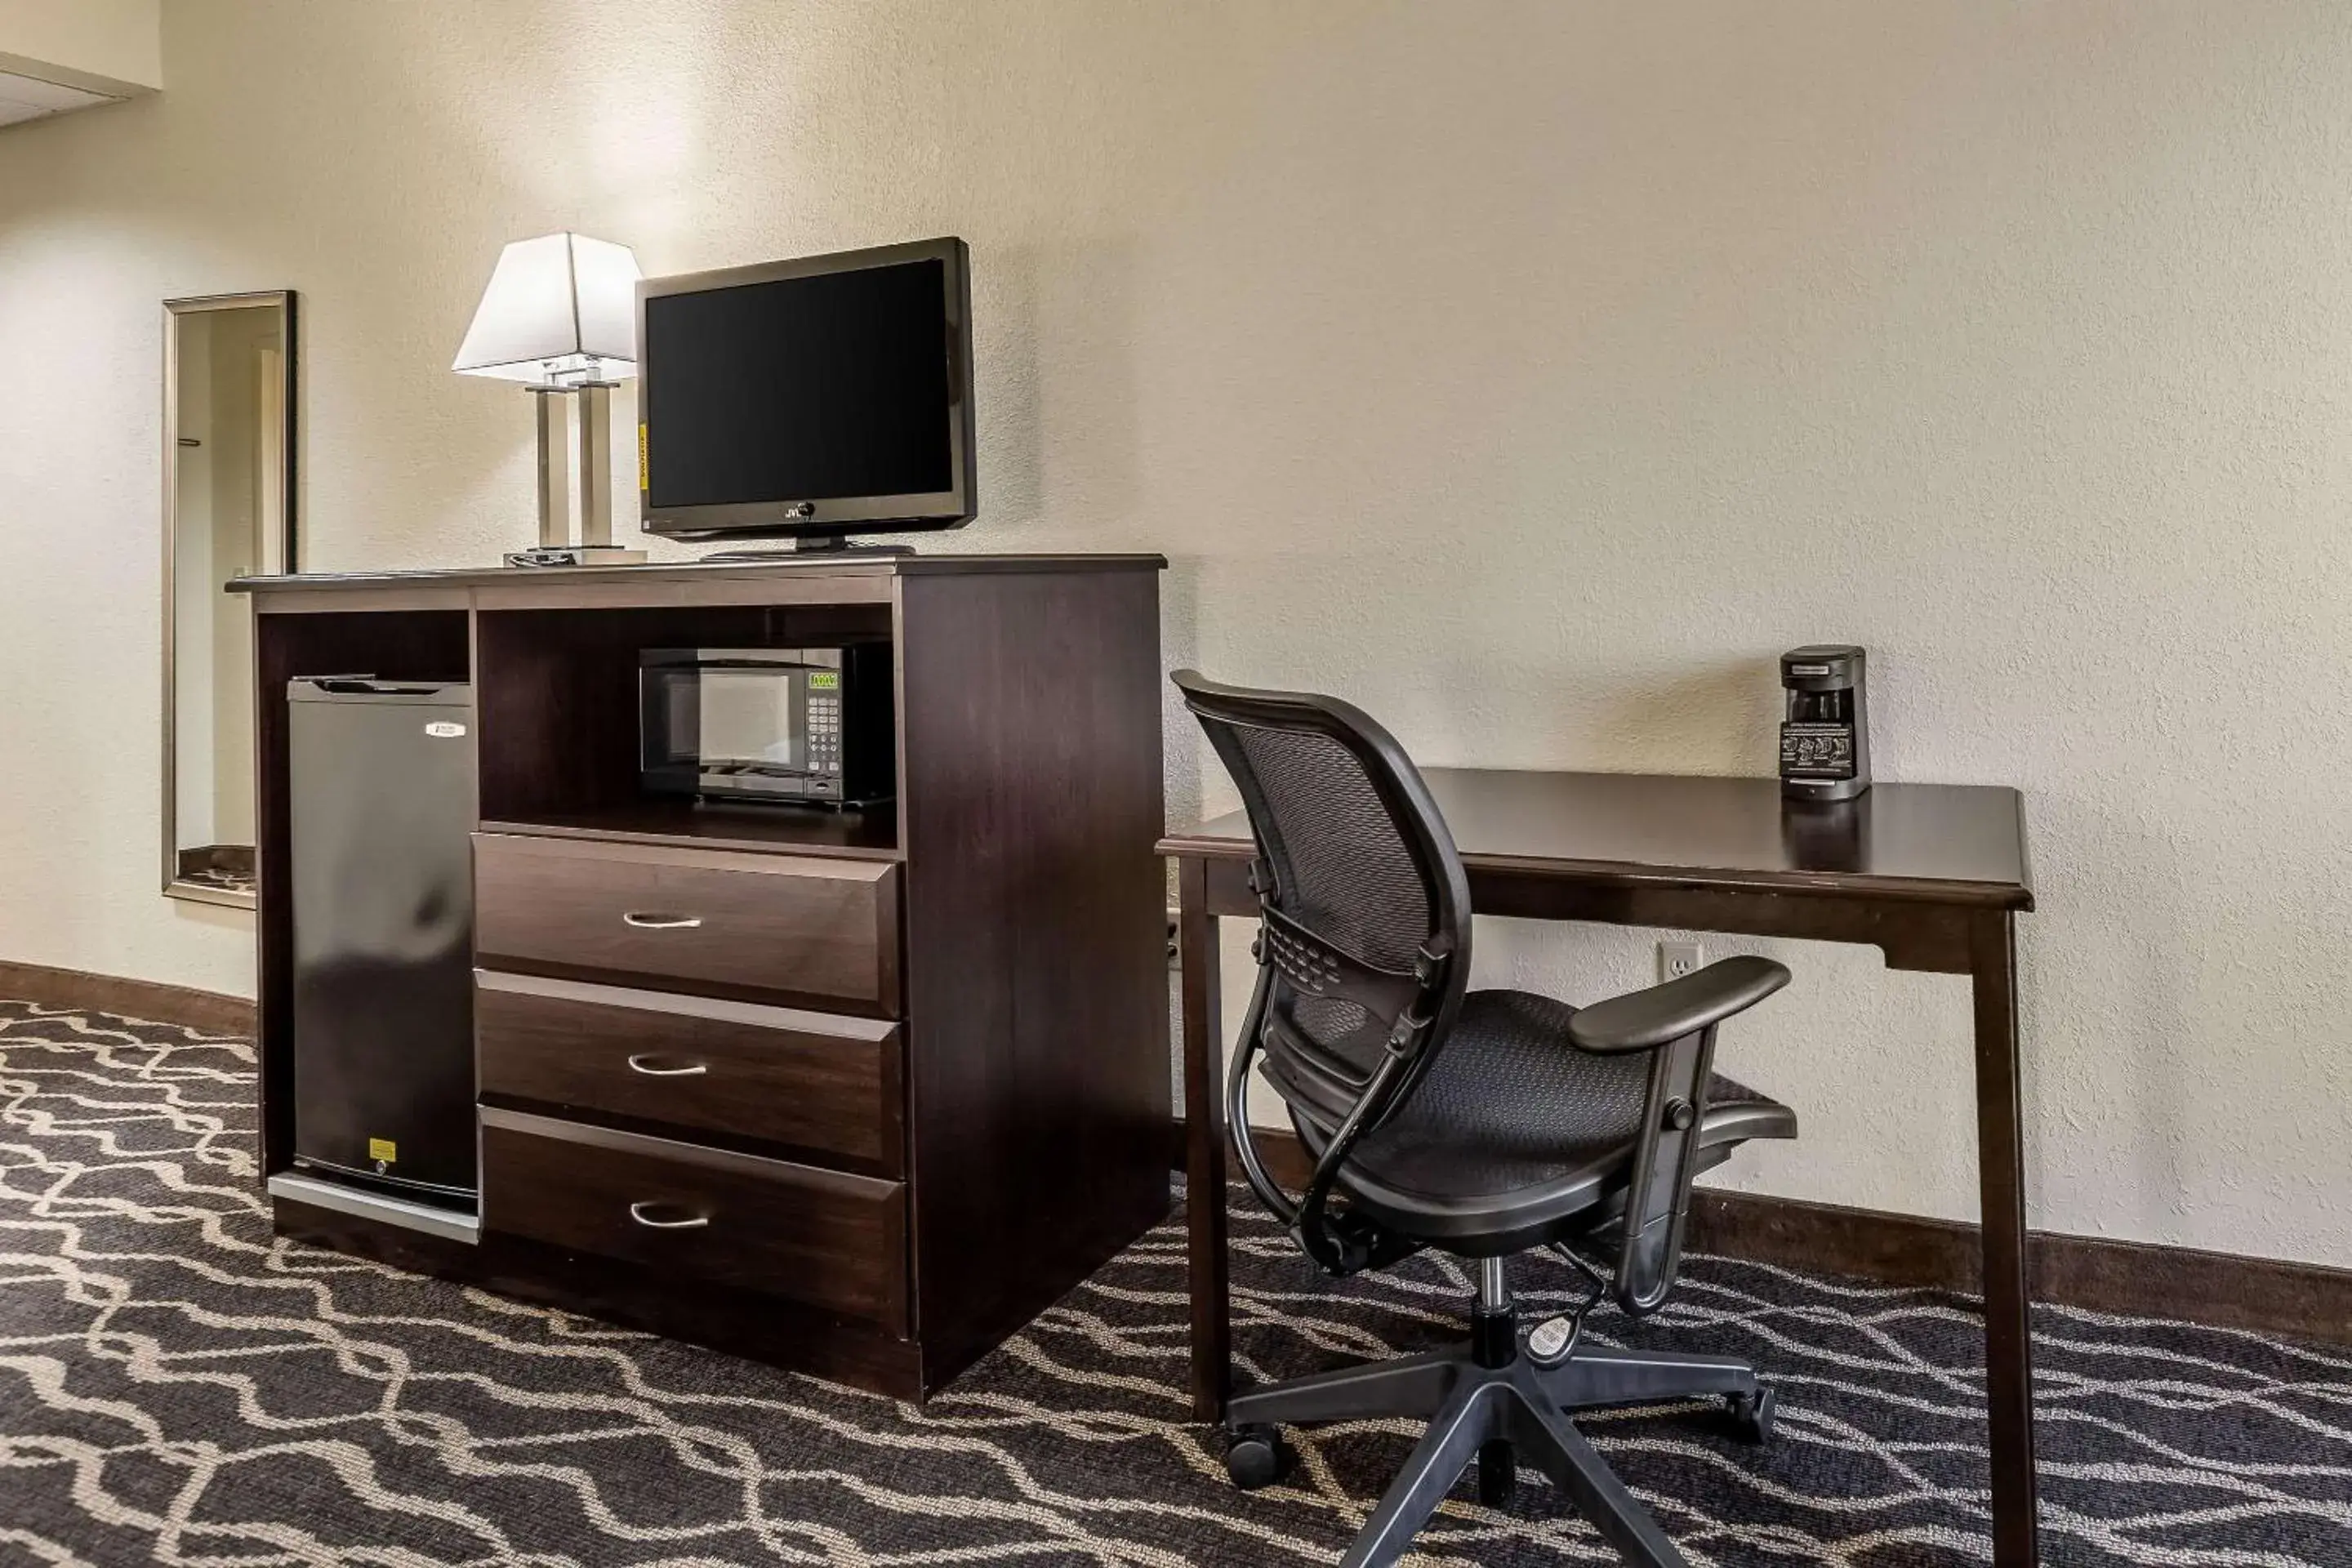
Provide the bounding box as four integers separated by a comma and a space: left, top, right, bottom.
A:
288, 679, 478, 1201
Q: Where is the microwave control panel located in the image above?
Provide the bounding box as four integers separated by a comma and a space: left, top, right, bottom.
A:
806, 689, 843, 778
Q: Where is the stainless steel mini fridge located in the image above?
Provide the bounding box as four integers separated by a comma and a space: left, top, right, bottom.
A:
288, 677, 477, 1205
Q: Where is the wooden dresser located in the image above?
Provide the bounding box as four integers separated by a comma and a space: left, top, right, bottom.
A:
235, 555, 1171, 1399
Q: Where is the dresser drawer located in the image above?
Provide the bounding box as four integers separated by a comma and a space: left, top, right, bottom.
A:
475, 972, 903, 1175
474, 835, 901, 1014
481, 1107, 907, 1331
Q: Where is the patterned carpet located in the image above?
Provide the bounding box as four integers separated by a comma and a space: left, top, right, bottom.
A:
1, 1001, 2347, 1566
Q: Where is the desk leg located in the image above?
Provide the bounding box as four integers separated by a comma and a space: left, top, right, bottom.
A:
1971, 911, 2038, 1566
1178, 856, 1231, 1424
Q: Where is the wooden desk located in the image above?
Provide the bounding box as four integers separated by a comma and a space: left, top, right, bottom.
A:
1160, 768, 2040, 1566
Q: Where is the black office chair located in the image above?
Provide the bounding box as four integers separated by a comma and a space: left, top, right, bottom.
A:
1174, 670, 1799, 1568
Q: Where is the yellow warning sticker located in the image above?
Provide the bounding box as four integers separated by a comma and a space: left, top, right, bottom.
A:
368, 1138, 397, 1164
639, 424, 649, 491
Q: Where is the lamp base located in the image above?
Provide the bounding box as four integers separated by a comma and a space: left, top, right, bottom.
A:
502, 546, 648, 569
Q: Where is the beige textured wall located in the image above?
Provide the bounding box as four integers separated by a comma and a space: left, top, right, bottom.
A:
0, 1, 2347, 1267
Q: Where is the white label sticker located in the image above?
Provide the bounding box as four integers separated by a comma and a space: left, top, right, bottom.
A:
424, 721, 466, 738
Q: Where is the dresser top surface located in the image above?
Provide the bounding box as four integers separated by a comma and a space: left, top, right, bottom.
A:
230, 552, 1167, 598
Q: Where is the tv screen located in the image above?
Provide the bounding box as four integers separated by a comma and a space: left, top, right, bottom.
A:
637, 238, 973, 541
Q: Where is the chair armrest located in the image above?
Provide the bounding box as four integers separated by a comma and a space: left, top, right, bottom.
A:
1584, 953, 1792, 1316
1567, 956, 1791, 1054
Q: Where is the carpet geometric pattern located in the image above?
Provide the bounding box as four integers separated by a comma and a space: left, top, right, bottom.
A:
1, 1000, 2346, 1566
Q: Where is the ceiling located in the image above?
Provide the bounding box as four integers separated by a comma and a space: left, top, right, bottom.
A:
0, 71, 117, 129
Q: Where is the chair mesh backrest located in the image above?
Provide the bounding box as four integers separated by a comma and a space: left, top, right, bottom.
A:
1227, 725, 1432, 974
1178, 673, 1471, 1134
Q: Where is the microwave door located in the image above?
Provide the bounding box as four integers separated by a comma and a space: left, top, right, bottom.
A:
698, 667, 809, 785
639, 666, 706, 794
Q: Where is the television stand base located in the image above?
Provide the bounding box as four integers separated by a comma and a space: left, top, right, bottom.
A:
704, 536, 917, 562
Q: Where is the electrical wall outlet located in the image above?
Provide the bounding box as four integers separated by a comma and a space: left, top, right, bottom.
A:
1659, 940, 1704, 982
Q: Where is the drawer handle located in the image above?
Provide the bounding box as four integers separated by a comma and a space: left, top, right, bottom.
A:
628, 1200, 710, 1231
626, 1054, 709, 1078
622, 911, 703, 930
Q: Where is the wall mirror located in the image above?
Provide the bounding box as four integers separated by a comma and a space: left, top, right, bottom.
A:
163, 291, 296, 908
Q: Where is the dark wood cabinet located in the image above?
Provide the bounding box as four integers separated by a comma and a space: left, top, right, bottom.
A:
238, 555, 1171, 1400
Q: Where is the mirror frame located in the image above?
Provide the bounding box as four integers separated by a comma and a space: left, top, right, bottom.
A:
162, 289, 299, 909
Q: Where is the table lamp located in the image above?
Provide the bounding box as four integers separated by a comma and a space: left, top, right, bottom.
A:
453, 232, 645, 565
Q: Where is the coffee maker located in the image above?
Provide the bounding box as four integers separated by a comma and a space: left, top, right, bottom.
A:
1779, 645, 1870, 802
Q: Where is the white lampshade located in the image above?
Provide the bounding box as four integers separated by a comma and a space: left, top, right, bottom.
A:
452, 232, 642, 384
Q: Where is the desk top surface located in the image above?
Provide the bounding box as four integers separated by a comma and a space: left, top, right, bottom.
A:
1160, 768, 2032, 909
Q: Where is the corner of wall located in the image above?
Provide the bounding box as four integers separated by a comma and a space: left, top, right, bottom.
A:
0, 0, 163, 99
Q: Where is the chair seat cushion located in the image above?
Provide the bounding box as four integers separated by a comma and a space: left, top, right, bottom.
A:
1289, 987, 1795, 1248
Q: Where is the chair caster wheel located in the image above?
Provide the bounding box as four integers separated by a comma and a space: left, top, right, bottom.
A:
1727, 1385, 1776, 1444
1224, 1423, 1291, 1490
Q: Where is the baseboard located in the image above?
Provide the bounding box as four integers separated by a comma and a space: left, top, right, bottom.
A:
0, 959, 255, 1036
1182, 1119, 2352, 1347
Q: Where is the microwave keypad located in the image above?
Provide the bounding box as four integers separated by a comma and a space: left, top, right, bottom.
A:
809, 693, 841, 773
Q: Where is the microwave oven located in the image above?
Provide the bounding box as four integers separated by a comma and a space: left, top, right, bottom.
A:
639, 646, 894, 808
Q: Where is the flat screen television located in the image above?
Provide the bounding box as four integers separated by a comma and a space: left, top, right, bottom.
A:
636, 236, 974, 548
